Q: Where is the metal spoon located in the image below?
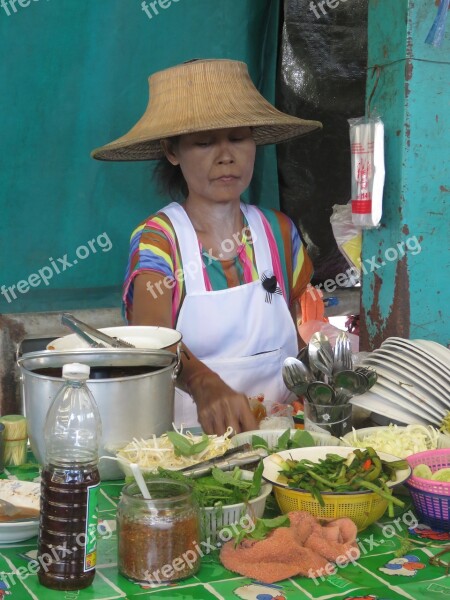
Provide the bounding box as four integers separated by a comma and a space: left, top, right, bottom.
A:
282, 357, 314, 396
307, 381, 335, 405
355, 366, 378, 389
333, 370, 362, 395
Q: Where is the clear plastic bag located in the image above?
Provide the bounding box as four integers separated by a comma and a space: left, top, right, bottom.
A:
349, 116, 385, 228
330, 203, 362, 276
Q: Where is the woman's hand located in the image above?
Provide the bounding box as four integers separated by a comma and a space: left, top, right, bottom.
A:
187, 371, 258, 436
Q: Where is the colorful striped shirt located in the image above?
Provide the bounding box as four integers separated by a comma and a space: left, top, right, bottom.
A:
123, 204, 313, 326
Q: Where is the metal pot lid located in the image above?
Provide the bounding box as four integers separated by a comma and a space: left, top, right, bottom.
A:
17, 348, 177, 371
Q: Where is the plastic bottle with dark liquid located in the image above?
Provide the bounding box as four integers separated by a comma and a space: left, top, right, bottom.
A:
37, 363, 102, 591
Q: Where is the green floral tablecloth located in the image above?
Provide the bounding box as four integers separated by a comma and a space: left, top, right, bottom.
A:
1, 460, 449, 600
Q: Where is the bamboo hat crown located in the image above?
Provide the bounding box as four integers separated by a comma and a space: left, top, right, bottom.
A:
91, 59, 322, 161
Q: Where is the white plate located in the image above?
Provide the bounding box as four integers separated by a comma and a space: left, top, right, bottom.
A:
350, 389, 430, 426
47, 326, 182, 351
363, 349, 447, 399
370, 379, 444, 424
411, 340, 450, 369
381, 339, 450, 384
262, 446, 411, 490
362, 358, 448, 417
383, 338, 450, 378
0, 480, 40, 543
382, 338, 448, 370
0, 519, 39, 544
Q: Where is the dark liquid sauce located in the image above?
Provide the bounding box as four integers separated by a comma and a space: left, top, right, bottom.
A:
37, 464, 100, 591
33, 366, 157, 379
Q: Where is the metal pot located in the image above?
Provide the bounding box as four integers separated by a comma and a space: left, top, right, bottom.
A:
17, 348, 181, 480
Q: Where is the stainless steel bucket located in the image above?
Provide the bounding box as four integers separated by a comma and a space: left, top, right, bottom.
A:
17, 348, 180, 480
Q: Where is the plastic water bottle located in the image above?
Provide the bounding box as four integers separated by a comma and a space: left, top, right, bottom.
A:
37, 363, 102, 591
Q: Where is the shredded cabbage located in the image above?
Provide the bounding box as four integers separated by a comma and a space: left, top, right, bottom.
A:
116, 424, 234, 471
343, 424, 440, 458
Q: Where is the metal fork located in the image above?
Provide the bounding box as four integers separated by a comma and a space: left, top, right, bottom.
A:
333, 334, 344, 374
282, 357, 313, 396
341, 334, 353, 371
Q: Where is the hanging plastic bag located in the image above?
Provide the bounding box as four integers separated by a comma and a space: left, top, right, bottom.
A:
330, 203, 362, 277
348, 116, 385, 228
425, 0, 449, 47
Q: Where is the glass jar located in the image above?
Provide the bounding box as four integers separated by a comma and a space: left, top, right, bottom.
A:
117, 479, 200, 584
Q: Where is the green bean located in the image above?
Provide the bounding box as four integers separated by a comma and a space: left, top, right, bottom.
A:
306, 470, 340, 489
354, 478, 404, 507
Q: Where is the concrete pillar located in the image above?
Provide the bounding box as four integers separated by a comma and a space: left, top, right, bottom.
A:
361, 0, 449, 349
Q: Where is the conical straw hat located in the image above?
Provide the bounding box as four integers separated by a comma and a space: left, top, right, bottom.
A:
92, 59, 322, 161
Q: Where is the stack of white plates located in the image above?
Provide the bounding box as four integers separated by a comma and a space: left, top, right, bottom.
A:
350, 337, 450, 426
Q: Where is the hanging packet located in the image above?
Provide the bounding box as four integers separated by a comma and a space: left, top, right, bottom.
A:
348, 116, 385, 228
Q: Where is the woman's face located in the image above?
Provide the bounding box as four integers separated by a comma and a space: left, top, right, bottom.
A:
163, 127, 256, 204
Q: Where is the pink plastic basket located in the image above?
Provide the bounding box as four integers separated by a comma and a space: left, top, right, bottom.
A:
406, 449, 450, 531
406, 449, 450, 496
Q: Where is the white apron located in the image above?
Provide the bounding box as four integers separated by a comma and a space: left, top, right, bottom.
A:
160, 202, 298, 428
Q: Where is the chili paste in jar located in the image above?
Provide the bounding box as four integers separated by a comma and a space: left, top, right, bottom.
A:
117, 479, 200, 583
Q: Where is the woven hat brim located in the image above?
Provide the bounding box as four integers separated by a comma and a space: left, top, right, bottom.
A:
91, 59, 322, 161
92, 120, 322, 161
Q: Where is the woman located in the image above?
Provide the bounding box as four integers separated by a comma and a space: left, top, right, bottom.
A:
92, 59, 322, 435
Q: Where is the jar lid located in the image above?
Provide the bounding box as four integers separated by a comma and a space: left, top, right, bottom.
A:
62, 363, 90, 380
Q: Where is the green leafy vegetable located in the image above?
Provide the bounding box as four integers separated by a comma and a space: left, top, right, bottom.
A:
247, 460, 263, 499
232, 514, 290, 546
211, 467, 253, 490
277, 429, 291, 450
250, 429, 316, 455
291, 429, 315, 448
275, 448, 408, 511
166, 431, 210, 457
130, 464, 265, 510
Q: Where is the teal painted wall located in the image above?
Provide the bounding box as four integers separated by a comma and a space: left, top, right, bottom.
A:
0, 0, 280, 314
361, 0, 449, 347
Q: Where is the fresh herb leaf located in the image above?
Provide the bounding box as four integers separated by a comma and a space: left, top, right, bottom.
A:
290, 430, 315, 448
211, 467, 252, 489
251, 435, 269, 451
166, 431, 209, 457
277, 429, 291, 451
232, 514, 290, 546
247, 461, 263, 499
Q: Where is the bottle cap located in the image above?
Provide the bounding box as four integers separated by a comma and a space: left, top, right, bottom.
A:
62, 363, 91, 380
